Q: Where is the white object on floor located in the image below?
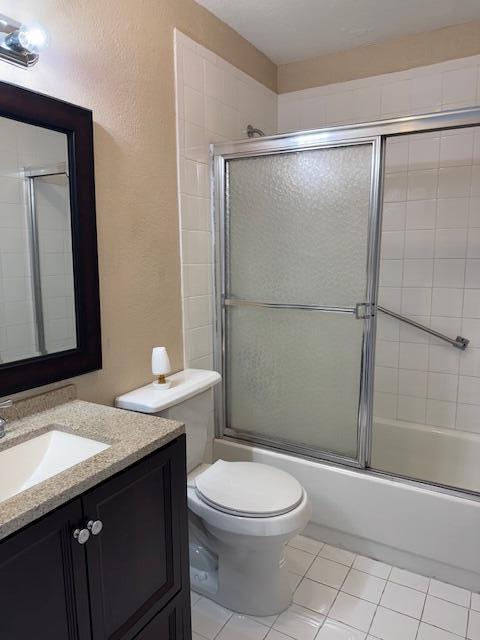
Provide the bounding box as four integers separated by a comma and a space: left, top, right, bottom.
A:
0, 428, 110, 503
116, 369, 311, 616
191, 533, 480, 640
189, 461, 311, 615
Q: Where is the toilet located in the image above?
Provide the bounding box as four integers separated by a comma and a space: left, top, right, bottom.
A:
115, 369, 311, 616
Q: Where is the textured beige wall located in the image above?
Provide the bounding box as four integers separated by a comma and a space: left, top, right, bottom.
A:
0, 0, 275, 405
278, 21, 480, 93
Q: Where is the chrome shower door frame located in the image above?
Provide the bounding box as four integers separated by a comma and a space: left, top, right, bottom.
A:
212, 132, 384, 469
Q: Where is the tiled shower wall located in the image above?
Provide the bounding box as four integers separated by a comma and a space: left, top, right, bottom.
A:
174, 30, 277, 370
277, 54, 480, 433
378, 130, 480, 431
175, 39, 480, 435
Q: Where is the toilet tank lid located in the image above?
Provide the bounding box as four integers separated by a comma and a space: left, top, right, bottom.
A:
114, 369, 221, 414
195, 460, 304, 518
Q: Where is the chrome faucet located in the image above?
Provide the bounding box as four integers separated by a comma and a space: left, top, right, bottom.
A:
0, 400, 13, 438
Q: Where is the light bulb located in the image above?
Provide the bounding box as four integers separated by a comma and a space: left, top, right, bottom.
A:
17, 22, 49, 53
5, 22, 49, 54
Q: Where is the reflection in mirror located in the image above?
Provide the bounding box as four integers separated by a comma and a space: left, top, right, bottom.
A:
0, 117, 76, 365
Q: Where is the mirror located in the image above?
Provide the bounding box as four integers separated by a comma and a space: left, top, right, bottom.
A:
0, 118, 76, 364
0, 81, 101, 396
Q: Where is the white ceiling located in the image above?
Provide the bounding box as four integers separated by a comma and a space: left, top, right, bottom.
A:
194, 0, 480, 64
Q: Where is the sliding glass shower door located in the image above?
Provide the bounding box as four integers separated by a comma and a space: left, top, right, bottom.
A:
214, 136, 382, 466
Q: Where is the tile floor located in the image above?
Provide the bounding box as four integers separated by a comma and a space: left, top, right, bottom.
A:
191, 534, 480, 640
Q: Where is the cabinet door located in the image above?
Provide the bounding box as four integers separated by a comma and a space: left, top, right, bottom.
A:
83, 435, 189, 640
0, 500, 91, 640
134, 593, 190, 640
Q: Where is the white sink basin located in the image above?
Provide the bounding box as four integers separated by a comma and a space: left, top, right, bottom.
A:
0, 429, 110, 503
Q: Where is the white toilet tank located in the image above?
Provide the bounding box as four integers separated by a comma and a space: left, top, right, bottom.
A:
115, 369, 221, 471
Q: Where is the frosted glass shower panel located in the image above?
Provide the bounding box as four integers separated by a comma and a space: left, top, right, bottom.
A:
226, 306, 363, 458
227, 144, 373, 306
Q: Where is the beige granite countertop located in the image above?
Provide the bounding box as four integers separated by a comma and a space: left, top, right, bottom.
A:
0, 386, 184, 540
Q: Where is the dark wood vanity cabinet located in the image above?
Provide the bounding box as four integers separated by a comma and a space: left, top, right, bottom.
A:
0, 435, 191, 640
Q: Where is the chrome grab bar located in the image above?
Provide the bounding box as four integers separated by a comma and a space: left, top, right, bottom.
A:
378, 306, 469, 351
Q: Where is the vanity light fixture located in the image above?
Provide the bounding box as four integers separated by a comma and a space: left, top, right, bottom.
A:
0, 14, 49, 68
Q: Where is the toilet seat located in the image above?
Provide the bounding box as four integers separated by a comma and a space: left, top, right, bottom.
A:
195, 460, 303, 518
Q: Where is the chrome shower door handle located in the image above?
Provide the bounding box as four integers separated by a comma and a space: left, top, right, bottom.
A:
355, 303, 375, 319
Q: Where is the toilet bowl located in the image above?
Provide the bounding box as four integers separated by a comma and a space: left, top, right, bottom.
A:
115, 369, 311, 616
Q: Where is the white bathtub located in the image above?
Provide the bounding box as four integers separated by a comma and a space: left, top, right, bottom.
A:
214, 422, 480, 590
371, 417, 480, 494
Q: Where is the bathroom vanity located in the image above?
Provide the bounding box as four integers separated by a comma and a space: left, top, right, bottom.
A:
0, 388, 191, 640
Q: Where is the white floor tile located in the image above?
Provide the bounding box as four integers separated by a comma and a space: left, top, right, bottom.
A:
428, 578, 471, 607
191, 590, 202, 607
341, 569, 386, 604
216, 614, 269, 640
293, 578, 338, 615
472, 592, 480, 612
388, 567, 429, 593
316, 618, 367, 639
193, 633, 208, 640
273, 604, 324, 640
468, 609, 480, 640
319, 544, 356, 566
417, 622, 462, 640
306, 556, 350, 589
265, 631, 291, 640
288, 534, 324, 555
191, 597, 232, 639
370, 606, 419, 640
380, 581, 425, 618
329, 592, 377, 632
353, 556, 391, 580
286, 546, 316, 576
422, 595, 468, 637
248, 613, 278, 627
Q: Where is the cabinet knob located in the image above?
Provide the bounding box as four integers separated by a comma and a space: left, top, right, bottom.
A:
73, 528, 90, 545
87, 519, 103, 536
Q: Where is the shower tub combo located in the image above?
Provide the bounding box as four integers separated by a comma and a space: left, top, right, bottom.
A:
210, 108, 480, 590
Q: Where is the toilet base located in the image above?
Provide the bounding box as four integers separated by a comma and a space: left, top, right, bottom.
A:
189, 520, 293, 616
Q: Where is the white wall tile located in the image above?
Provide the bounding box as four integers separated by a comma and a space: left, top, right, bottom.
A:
427, 372, 458, 402
429, 345, 459, 374
407, 170, 438, 201
397, 394, 427, 423
442, 66, 477, 107
405, 200, 436, 229
404, 230, 434, 259
434, 228, 467, 259
403, 260, 433, 287
431, 288, 464, 317
437, 197, 469, 228
382, 202, 406, 230
438, 166, 472, 198
398, 369, 428, 398
426, 399, 456, 428
433, 259, 465, 288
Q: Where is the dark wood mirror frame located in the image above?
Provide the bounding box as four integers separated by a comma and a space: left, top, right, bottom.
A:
0, 81, 101, 396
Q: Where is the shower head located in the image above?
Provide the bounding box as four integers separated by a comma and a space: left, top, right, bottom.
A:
246, 124, 265, 138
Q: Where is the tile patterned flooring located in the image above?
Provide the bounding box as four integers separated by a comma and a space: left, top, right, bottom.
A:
191, 534, 480, 640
